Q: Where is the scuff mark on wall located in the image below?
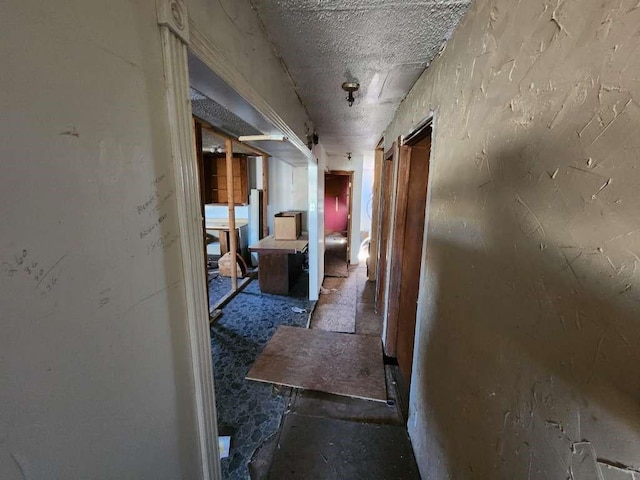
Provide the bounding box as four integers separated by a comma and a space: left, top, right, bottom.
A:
10, 452, 30, 480
58, 127, 80, 137
571, 442, 604, 480
516, 195, 546, 237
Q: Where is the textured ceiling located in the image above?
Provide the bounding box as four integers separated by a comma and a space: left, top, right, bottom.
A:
190, 87, 262, 138
249, 0, 472, 155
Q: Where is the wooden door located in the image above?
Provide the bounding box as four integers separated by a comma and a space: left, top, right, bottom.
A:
375, 148, 395, 313
367, 148, 384, 281
385, 134, 431, 385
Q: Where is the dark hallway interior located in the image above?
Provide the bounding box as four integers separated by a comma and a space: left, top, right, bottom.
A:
4, 1, 640, 479
248, 265, 419, 479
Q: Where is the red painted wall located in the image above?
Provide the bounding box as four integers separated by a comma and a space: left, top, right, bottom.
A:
324, 174, 349, 233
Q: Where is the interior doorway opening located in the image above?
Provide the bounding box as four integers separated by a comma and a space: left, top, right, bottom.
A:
384, 120, 432, 403
324, 170, 353, 278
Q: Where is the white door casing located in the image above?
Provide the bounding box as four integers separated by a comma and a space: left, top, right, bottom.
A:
156, 1, 222, 478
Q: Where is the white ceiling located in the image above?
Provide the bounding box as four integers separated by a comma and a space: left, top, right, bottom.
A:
249, 0, 472, 156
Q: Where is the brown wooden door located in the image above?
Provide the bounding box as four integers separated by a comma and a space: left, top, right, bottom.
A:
385, 135, 431, 386
367, 148, 384, 281
375, 150, 395, 313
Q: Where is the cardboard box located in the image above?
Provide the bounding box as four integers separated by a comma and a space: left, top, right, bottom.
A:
274, 211, 302, 240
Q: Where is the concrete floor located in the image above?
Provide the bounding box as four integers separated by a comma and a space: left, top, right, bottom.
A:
249, 265, 421, 479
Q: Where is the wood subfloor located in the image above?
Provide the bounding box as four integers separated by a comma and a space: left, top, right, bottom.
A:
246, 325, 387, 402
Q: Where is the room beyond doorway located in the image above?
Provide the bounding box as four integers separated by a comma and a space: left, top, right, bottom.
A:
324, 171, 353, 277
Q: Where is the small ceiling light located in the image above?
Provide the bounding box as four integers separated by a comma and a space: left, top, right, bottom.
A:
347, 152, 352, 162
342, 82, 360, 107
306, 129, 319, 150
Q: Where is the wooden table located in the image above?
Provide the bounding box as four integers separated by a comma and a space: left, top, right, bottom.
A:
249, 234, 308, 295
205, 218, 248, 255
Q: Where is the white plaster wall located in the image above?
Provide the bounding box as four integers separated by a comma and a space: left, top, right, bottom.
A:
360, 151, 375, 238
266, 159, 309, 232
205, 204, 250, 220
309, 144, 328, 300
0, 1, 201, 479
326, 154, 363, 265
385, 0, 640, 478
293, 166, 309, 230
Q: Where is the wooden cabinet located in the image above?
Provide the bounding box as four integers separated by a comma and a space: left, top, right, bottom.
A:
203, 153, 248, 205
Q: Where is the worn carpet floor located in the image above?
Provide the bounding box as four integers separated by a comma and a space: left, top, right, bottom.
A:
209, 273, 314, 480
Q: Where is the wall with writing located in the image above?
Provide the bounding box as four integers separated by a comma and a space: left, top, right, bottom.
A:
0, 2, 200, 479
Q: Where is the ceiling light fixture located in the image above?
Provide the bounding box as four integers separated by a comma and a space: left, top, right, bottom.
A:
342, 82, 360, 107
347, 152, 352, 162
306, 129, 319, 150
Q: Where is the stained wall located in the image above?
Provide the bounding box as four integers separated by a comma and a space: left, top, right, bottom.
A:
385, 0, 640, 477
0, 1, 201, 478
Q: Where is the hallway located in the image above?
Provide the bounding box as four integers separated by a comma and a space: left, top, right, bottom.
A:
249, 264, 419, 479
208, 264, 417, 479
5, 1, 640, 478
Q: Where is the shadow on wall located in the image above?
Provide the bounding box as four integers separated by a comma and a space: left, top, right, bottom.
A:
416, 138, 640, 479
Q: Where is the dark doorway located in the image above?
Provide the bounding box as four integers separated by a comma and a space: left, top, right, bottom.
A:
324, 171, 353, 278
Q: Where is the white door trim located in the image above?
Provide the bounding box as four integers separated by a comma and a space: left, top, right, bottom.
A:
156, 1, 221, 478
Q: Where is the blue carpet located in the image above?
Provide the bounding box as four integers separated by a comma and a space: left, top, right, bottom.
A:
210, 273, 314, 480
208, 273, 231, 308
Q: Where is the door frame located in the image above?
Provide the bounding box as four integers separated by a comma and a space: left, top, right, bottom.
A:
158, 0, 325, 476
375, 144, 396, 314
367, 147, 384, 281
407, 112, 437, 424
382, 115, 433, 366
324, 170, 354, 263
156, 2, 221, 478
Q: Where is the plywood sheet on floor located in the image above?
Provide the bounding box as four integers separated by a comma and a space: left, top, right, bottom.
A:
309, 303, 356, 333
355, 302, 383, 337
290, 365, 403, 425
267, 413, 420, 480
246, 326, 387, 402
